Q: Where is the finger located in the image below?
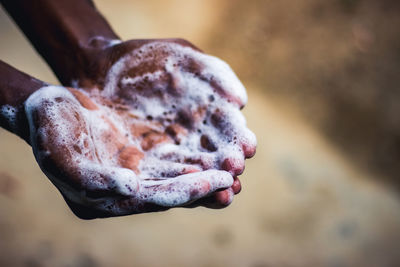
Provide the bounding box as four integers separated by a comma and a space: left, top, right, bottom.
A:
214, 187, 235, 206
154, 144, 217, 170
240, 128, 257, 158
195, 53, 248, 107
209, 107, 257, 158
220, 155, 245, 176
51, 159, 140, 201
139, 169, 233, 207
185, 177, 240, 209
186, 187, 235, 209
227, 126, 257, 159
204, 177, 239, 207
52, 165, 143, 218
140, 159, 202, 178
232, 177, 242, 194
81, 165, 140, 198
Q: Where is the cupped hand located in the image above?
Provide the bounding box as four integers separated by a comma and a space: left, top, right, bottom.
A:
25, 39, 256, 218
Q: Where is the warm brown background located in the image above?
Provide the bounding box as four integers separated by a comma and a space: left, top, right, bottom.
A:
1, 0, 400, 266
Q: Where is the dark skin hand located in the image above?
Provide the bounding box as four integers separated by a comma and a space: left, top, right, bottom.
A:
0, 0, 256, 219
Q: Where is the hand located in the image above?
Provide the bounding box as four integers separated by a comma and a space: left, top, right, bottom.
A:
24, 39, 256, 218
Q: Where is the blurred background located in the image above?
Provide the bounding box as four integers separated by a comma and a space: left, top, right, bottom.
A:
1, 0, 400, 266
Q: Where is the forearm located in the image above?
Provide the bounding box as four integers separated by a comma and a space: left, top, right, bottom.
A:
0, 0, 119, 85
0, 60, 46, 141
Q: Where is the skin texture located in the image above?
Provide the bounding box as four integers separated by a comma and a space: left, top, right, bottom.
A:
0, 0, 256, 219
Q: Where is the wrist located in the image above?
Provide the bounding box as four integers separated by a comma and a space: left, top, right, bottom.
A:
0, 61, 46, 142
1, 0, 119, 86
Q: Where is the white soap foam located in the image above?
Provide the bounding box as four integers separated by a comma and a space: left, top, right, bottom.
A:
141, 169, 233, 207
24, 41, 256, 214
1, 104, 19, 132
103, 42, 247, 106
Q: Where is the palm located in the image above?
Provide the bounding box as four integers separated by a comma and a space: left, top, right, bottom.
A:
25, 40, 256, 218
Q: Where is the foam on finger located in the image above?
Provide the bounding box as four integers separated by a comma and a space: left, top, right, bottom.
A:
140, 169, 233, 207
